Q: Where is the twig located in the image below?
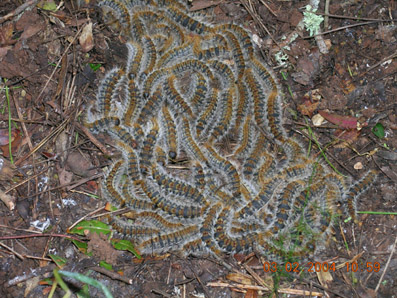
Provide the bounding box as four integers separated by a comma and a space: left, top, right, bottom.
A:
0, 241, 24, 260
0, 0, 38, 24
240, 0, 285, 54
324, 0, 330, 29
290, 127, 356, 177
75, 122, 113, 156
258, 0, 278, 17
315, 12, 397, 22
18, 172, 104, 200
90, 266, 133, 284
375, 235, 397, 292
304, 21, 377, 38
0, 233, 82, 242
15, 118, 71, 166
242, 263, 272, 289
5, 167, 50, 194
5, 264, 56, 287
151, 288, 172, 297
358, 50, 397, 78
298, 276, 349, 298
207, 282, 323, 296
35, 24, 86, 103
309, 0, 328, 54
67, 206, 106, 231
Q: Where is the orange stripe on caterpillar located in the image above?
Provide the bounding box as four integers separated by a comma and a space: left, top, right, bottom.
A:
181, 117, 209, 165
234, 81, 249, 130
139, 118, 160, 175
222, 30, 245, 80
116, 141, 142, 184
151, 164, 207, 205
189, 72, 207, 109
170, 59, 215, 82
214, 24, 254, 57
200, 203, 222, 256
208, 88, 234, 143
344, 170, 378, 221
84, 116, 120, 131
99, 0, 132, 38
204, 144, 241, 197
136, 87, 163, 126
163, 75, 193, 117
157, 42, 192, 68
140, 35, 157, 77
233, 115, 253, 158
142, 68, 169, 98
195, 88, 219, 137
138, 225, 199, 253
166, 5, 212, 34
104, 159, 126, 207
123, 79, 139, 127
125, 42, 143, 77
97, 68, 125, 117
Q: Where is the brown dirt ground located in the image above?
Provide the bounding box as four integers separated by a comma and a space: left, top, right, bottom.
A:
0, 0, 396, 297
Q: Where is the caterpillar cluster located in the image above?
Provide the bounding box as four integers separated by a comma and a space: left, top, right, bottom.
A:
85, 0, 377, 260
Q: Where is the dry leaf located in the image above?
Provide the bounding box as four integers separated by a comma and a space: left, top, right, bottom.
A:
0, 157, 16, 180
58, 167, 74, 186
190, 0, 221, 11
79, 21, 94, 52
334, 129, 361, 148
354, 162, 363, 170
312, 113, 325, 126
0, 22, 16, 46
226, 272, 253, 285
297, 89, 321, 117
0, 189, 16, 210
244, 289, 258, 298
316, 269, 333, 287
66, 151, 97, 177
319, 110, 358, 129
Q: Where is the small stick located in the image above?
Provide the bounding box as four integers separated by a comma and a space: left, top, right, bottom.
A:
75, 122, 113, 156
90, 266, 133, 284
375, 235, 397, 292
0, 0, 38, 24
0, 241, 24, 260
0, 233, 81, 242
35, 24, 86, 103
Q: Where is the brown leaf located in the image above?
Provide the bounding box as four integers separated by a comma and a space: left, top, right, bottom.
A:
58, 166, 74, 186
226, 272, 253, 285
0, 189, 16, 210
85, 180, 98, 192
79, 22, 94, 52
244, 289, 258, 298
0, 129, 22, 157
334, 129, 361, 148
0, 128, 18, 146
319, 110, 358, 129
66, 151, 97, 177
0, 157, 16, 180
298, 89, 322, 117
0, 22, 15, 46
190, 0, 221, 11
298, 100, 320, 117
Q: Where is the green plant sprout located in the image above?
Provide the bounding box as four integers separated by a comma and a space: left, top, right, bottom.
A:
50, 269, 113, 298
3, 78, 14, 164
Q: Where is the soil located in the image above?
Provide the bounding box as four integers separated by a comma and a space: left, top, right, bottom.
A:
0, 0, 396, 297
